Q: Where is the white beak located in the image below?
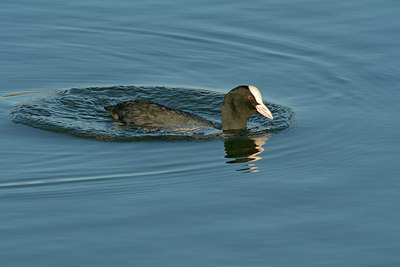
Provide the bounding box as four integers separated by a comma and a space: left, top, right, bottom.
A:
256, 103, 274, 120
248, 85, 274, 120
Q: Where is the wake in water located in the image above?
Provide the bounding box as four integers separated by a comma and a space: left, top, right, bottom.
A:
10, 86, 294, 141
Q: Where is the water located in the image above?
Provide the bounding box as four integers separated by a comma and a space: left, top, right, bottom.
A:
1, 0, 399, 266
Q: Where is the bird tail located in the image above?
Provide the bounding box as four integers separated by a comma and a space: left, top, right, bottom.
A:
104, 105, 119, 120
104, 105, 114, 113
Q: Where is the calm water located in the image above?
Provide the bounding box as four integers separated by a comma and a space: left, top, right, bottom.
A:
1, 0, 400, 266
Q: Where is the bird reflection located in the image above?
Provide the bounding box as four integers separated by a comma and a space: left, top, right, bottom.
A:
224, 134, 271, 172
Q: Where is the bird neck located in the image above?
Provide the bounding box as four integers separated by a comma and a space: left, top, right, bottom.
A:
221, 102, 248, 131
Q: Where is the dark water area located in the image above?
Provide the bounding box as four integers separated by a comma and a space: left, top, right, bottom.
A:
1, 0, 400, 266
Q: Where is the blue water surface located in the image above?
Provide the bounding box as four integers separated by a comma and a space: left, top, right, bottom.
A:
1, 0, 400, 266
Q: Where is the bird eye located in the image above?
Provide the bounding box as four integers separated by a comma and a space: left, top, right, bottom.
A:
248, 95, 253, 100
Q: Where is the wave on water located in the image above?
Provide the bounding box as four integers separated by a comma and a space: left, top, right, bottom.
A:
10, 86, 294, 141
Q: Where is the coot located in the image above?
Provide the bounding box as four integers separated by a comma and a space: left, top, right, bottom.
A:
104, 85, 273, 131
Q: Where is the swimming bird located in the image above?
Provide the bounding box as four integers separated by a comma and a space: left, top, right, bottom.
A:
104, 85, 273, 131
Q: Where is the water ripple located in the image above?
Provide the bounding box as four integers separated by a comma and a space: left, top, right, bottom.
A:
10, 86, 293, 141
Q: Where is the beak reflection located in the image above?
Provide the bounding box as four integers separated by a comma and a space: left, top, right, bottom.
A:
224, 134, 270, 173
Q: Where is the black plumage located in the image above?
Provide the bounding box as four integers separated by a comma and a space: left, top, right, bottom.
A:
105, 100, 213, 127
104, 85, 273, 131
